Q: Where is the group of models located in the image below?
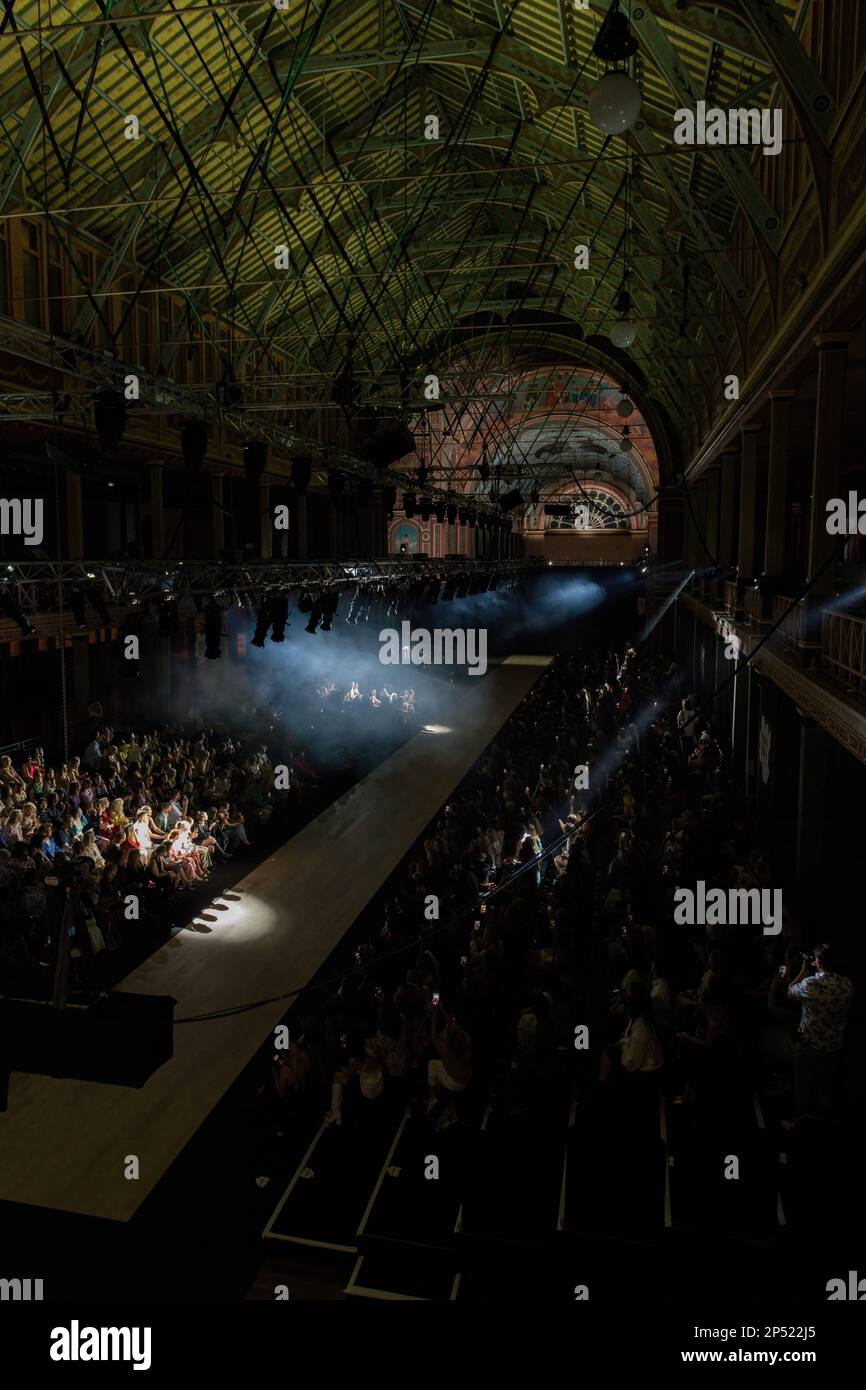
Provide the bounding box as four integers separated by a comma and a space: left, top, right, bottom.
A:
316, 680, 416, 715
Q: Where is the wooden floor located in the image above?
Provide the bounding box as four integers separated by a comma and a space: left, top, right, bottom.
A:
0, 657, 550, 1222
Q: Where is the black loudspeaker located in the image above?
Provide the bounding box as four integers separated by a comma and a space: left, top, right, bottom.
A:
358, 421, 416, 468
0, 992, 176, 1109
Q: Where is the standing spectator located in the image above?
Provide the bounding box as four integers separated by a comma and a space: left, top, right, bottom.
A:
784, 943, 854, 1123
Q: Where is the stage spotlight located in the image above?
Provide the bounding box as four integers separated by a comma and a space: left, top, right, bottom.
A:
69, 587, 88, 628
458, 508, 469, 525
158, 595, 178, 637
0, 589, 33, 636
204, 600, 223, 658
381, 485, 397, 518
403, 492, 417, 519
419, 497, 433, 522
251, 598, 272, 648
434, 502, 447, 524
320, 591, 339, 631
466, 510, 477, 529
446, 503, 457, 525
297, 590, 313, 613
270, 592, 289, 642
305, 601, 323, 634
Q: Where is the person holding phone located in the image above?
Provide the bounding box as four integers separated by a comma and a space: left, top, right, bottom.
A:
425, 998, 473, 1114
783, 943, 854, 1124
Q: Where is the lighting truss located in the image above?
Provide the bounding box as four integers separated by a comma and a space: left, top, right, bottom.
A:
0, 556, 542, 640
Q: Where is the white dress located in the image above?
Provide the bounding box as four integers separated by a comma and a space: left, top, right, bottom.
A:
133, 821, 153, 856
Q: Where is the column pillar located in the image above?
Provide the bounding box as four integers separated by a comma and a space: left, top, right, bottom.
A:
796, 716, 830, 916
691, 478, 708, 571
718, 449, 738, 573
755, 677, 779, 849
148, 460, 166, 560
66, 465, 84, 559
730, 658, 749, 796
682, 481, 697, 567
295, 492, 308, 560
764, 390, 795, 578
738, 426, 762, 583
211, 472, 225, 555
806, 334, 849, 600
745, 666, 762, 803
259, 480, 272, 559
704, 464, 721, 569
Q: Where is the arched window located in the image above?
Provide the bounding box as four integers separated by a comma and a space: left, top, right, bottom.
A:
547, 486, 633, 530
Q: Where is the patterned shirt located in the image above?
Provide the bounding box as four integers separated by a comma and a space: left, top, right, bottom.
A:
789, 972, 854, 1051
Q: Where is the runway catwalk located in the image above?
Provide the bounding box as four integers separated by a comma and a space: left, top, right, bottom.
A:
0, 657, 550, 1221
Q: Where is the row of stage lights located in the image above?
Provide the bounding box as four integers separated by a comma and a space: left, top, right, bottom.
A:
400, 495, 515, 529
0, 559, 518, 646
115, 570, 514, 659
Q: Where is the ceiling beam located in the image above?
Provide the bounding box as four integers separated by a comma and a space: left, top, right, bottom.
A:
628, 3, 780, 252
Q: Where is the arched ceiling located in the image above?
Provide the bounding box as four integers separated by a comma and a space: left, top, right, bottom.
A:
0, 0, 810, 445
486, 420, 653, 504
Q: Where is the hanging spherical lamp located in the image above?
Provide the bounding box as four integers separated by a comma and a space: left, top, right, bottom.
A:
620, 425, 633, 452
588, 70, 642, 136
610, 318, 638, 349
617, 396, 634, 417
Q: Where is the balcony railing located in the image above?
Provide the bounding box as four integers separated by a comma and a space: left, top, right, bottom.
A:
745, 585, 766, 624
722, 580, 738, 616
771, 595, 804, 646
822, 611, 866, 695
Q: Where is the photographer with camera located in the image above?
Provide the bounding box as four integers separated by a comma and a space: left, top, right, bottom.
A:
783, 943, 854, 1124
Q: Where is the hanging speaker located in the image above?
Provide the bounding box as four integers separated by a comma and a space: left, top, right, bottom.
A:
359, 421, 416, 469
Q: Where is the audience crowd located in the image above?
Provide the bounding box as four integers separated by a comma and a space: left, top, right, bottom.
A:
267, 645, 855, 1142
0, 720, 320, 992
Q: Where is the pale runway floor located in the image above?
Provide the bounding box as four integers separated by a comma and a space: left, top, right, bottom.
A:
0, 657, 550, 1222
